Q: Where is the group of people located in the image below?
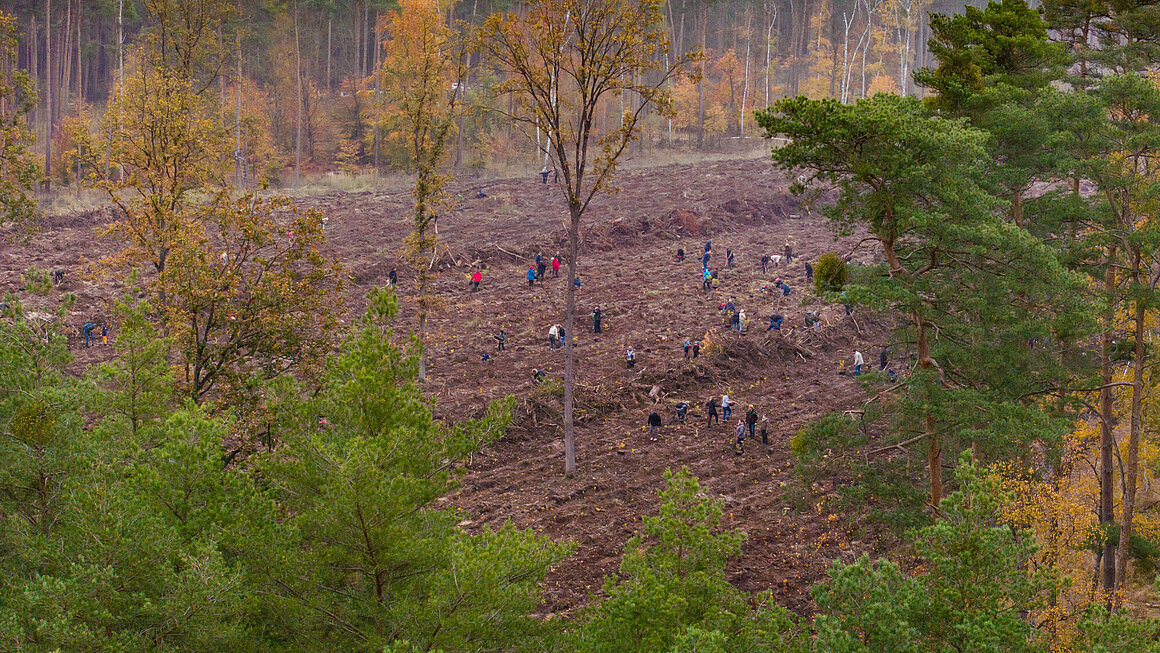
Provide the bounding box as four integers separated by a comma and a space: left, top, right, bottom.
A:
718, 298, 750, 334
526, 252, 563, 289
81, 321, 108, 348
484, 225, 884, 457
647, 392, 766, 454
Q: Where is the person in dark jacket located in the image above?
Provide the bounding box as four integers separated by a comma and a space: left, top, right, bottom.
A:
536, 253, 546, 280
767, 314, 783, 331
675, 402, 689, 424
805, 261, 814, 282
705, 397, 719, 426
726, 248, 734, 268
388, 267, 398, 287
493, 329, 506, 351
692, 341, 701, 358
761, 254, 770, 274
784, 239, 793, 263
676, 248, 685, 262
745, 405, 758, 439
592, 306, 603, 333
647, 410, 662, 441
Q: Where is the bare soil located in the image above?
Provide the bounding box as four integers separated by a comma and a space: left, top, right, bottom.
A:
2, 155, 891, 616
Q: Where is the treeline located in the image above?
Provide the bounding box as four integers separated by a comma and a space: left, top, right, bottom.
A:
5, 0, 973, 187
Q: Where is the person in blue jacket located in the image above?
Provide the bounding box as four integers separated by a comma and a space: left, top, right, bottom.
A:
527, 266, 537, 289
82, 322, 96, 348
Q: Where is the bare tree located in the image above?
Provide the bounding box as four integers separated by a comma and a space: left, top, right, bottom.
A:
481, 0, 697, 475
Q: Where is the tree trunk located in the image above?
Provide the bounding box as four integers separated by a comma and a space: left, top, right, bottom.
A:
1115, 247, 1147, 602
44, 0, 52, 192
75, 2, 81, 105
373, 14, 381, 179
697, 4, 706, 148
741, 9, 751, 136
294, 3, 303, 187
1099, 244, 1117, 596
327, 18, 332, 91
354, 1, 362, 78
29, 15, 36, 141
61, 0, 71, 117
563, 206, 579, 476
916, 311, 941, 507
236, 3, 243, 188
766, 9, 775, 109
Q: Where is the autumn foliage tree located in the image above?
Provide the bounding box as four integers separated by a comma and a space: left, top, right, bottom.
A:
481, 0, 698, 475
72, 45, 341, 413
378, 0, 466, 382
0, 11, 39, 230
157, 195, 341, 405
76, 62, 228, 279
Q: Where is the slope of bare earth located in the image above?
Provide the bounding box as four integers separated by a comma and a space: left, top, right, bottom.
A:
1, 155, 892, 615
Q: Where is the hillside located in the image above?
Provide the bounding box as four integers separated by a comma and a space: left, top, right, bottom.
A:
1, 155, 893, 614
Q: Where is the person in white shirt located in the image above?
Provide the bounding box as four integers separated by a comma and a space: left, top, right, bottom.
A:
722, 393, 732, 419
548, 324, 559, 349
854, 350, 864, 377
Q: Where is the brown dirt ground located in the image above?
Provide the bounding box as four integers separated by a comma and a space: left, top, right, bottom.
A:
1, 155, 892, 616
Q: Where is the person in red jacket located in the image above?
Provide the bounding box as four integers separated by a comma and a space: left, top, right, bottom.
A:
551, 254, 561, 277
469, 269, 482, 292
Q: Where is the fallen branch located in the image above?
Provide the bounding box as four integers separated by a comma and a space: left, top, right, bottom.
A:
866, 431, 932, 457
495, 244, 522, 259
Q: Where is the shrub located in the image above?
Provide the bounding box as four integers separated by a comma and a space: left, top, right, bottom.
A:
814, 252, 847, 293
22, 267, 53, 295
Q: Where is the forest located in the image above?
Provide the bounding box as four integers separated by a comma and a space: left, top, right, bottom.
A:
4, 0, 972, 187
5, 0, 1160, 651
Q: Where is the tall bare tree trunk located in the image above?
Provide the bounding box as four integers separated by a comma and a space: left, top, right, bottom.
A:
44, 0, 52, 192
697, 4, 706, 148
1100, 245, 1117, 597
766, 6, 775, 109
327, 18, 332, 91
1115, 247, 1147, 602
917, 312, 941, 507
563, 206, 579, 476
61, 0, 72, 117
236, 2, 243, 188
741, 8, 751, 136
372, 14, 381, 179
75, 2, 82, 104
29, 16, 37, 142
354, 1, 362, 78
294, 2, 303, 187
